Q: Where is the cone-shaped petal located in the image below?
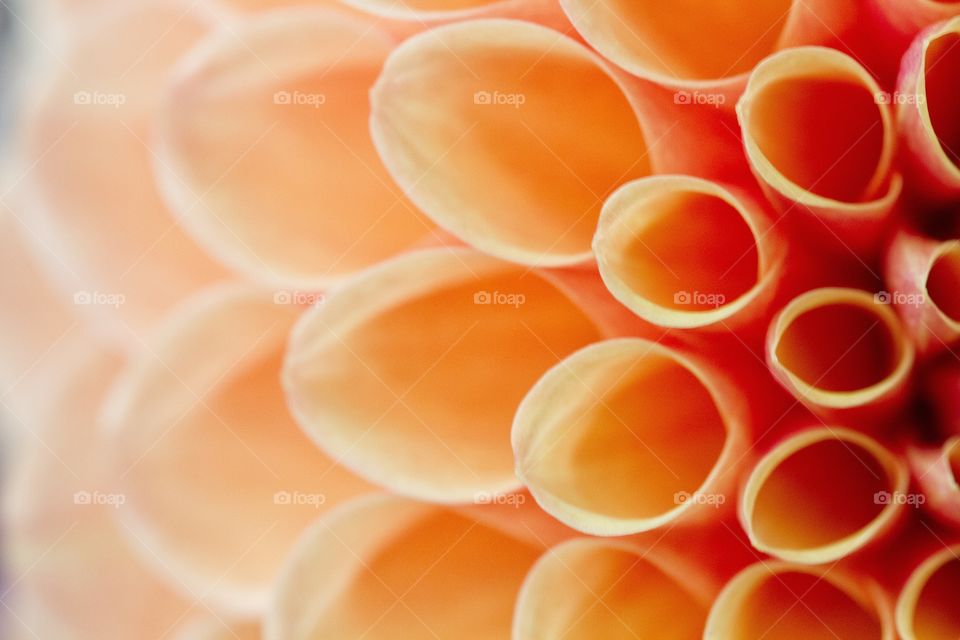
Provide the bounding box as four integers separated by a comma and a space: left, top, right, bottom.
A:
371, 19, 651, 266
740, 426, 909, 563
283, 247, 606, 503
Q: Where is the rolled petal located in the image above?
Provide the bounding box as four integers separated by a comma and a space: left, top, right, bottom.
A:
514, 537, 714, 640
283, 247, 607, 503
895, 544, 960, 640
737, 47, 901, 255
706, 561, 895, 640
512, 337, 749, 536
897, 17, 960, 202
593, 175, 786, 329
3, 349, 192, 640
907, 437, 960, 530
19, 0, 229, 340
370, 18, 651, 266
156, 8, 433, 288
265, 494, 542, 640
103, 283, 375, 613
885, 229, 960, 355
740, 426, 909, 563
766, 287, 915, 416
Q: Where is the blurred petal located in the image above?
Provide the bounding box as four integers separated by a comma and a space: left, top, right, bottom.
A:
103, 283, 375, 613
157, 8, 434, 288
895, 544, 960, 640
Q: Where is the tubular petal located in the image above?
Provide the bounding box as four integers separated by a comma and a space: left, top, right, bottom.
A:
738, 47, 900, 254
513, 537, 712, 640
512, 338, 748, 536
896, 545, 960, 640
266, 494, 542, 640
705, 561, 895, 640
371, 19, 651, 266
766, 288, 914, 414
740, 427, 909, 563
283, 247, 605, 503
593, 175, 785, 329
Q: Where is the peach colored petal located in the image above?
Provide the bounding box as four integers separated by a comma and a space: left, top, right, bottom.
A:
885, 228, 960, 355
895, 544, 960, 640
896, 17, 960, 203
265, 494, 542, 640
2, 348, 192, 640
176, 615, 261, 640
514, 537, 714, 639
156, 8, 434, 288
512, 338, 749, 536
103, 283, 376, 614
283, 247, 607, 503
340, 0, 569, 28
740, 426, 909, 564
907, 437, 960, 530
594, 175, 786, 329
766, 288, 915, 417
370, 18, 652, 266
706, 561, 895, 640
737, 46, 901, 256
18, 0, 230, 342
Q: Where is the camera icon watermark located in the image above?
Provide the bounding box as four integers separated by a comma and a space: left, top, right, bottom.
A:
273, 491, 327, 509
73, 490, 126, 508
673, 90, 726, 108
673, 491, 726, 508
874, 490, 925, 507
874, 290, 924, 307
473, 90, 526, 108
473, 492, 527, 507
473, 290, 526, 307
273, 290, 326, 307
273, 90, 326, 108
73, 90, 127, 108
673, 290, 726, 307
874, 91, 924, 106
74, 290, 126, 309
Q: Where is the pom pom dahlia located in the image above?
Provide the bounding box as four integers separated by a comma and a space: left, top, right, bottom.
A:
1, 0, 959, 638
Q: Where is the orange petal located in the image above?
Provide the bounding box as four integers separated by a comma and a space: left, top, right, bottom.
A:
594, 175, 786, 330
103, 283, 375, 613
157, 8, 434, 288
514, 537, 714, 639
766, 287, 915, 418
3, 348, 192, 639
706, 561, 896, 639
885, 228, 960, 356
740, 426, 909, 563
512, 338, 749, 536
19, 0, 230, 341
895, 544, 960, 640
737, 46, 900, 256
896, 17, 960, 203
265, 494, 542, 640
370, 19, 651, 266
283, 247, 606, 502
